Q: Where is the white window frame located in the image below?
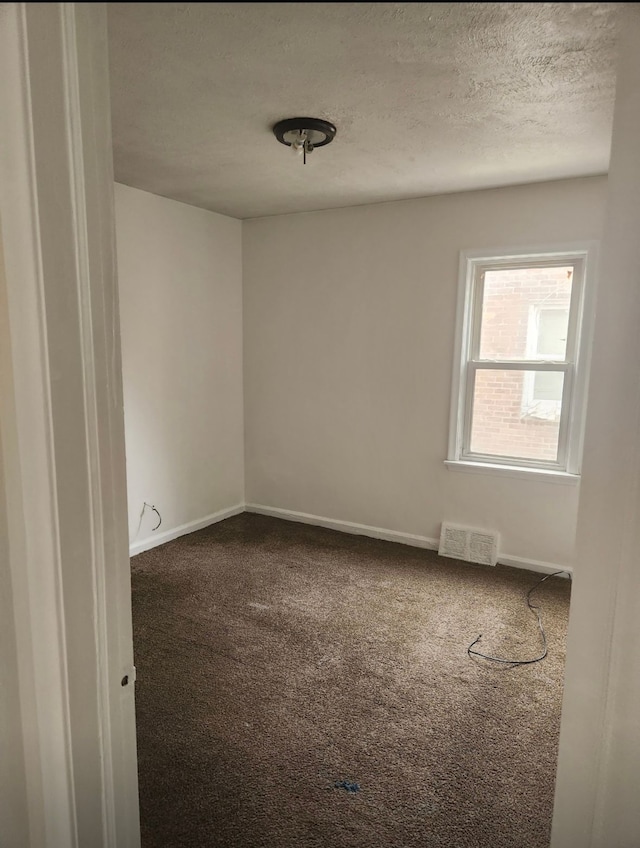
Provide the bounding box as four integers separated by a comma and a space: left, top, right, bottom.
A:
445, 243, 598, 482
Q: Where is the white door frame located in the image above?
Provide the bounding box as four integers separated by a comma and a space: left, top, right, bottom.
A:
0, 4, 139, 847
1, 3, 640, 848
550, 7, 640, 847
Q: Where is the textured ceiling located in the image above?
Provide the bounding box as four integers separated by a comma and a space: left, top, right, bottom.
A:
107, 2, 620, 219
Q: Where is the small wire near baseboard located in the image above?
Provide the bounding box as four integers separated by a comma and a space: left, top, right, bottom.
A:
143, 502, 162, 531
129, 504, 244, 557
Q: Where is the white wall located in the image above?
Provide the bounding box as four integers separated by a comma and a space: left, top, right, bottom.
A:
552, 8, 640, 844
116, 184, 244, 551
243, 177, 607, 570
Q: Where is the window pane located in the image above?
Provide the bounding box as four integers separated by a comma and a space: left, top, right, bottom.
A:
536, 309, 569, 357
469, 369, 564, 462
478, 266, 573, 360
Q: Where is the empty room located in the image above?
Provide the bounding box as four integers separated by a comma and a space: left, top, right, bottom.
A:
2, 3, 640, 848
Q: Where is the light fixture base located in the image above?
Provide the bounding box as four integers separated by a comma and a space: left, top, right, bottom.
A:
273, 117, 337, 158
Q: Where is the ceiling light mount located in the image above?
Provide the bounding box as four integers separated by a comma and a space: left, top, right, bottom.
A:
273, 117, 336, 164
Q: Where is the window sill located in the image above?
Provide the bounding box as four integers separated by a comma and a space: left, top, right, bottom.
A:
444, 459, 580, 485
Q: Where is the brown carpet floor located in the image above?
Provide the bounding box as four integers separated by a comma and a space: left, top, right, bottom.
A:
131, 512, 571, 848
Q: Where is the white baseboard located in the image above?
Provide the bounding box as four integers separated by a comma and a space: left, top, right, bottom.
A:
129, 500, 573, 578
244, 503, 572, 577
129, 503, 244, 557
497, 553, 573, 578
245, 503, 440, 550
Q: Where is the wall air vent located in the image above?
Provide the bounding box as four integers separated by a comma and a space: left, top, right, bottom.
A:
438, 523, 499, 566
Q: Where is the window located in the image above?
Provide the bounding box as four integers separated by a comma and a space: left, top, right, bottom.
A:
447, 245, 596, 479
522, 307, 569, 421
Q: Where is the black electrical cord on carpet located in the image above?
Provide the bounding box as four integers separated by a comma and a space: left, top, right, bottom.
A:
467, 570, 570, 666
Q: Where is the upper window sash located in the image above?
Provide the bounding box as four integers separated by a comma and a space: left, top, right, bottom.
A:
469, 259, 583, 365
